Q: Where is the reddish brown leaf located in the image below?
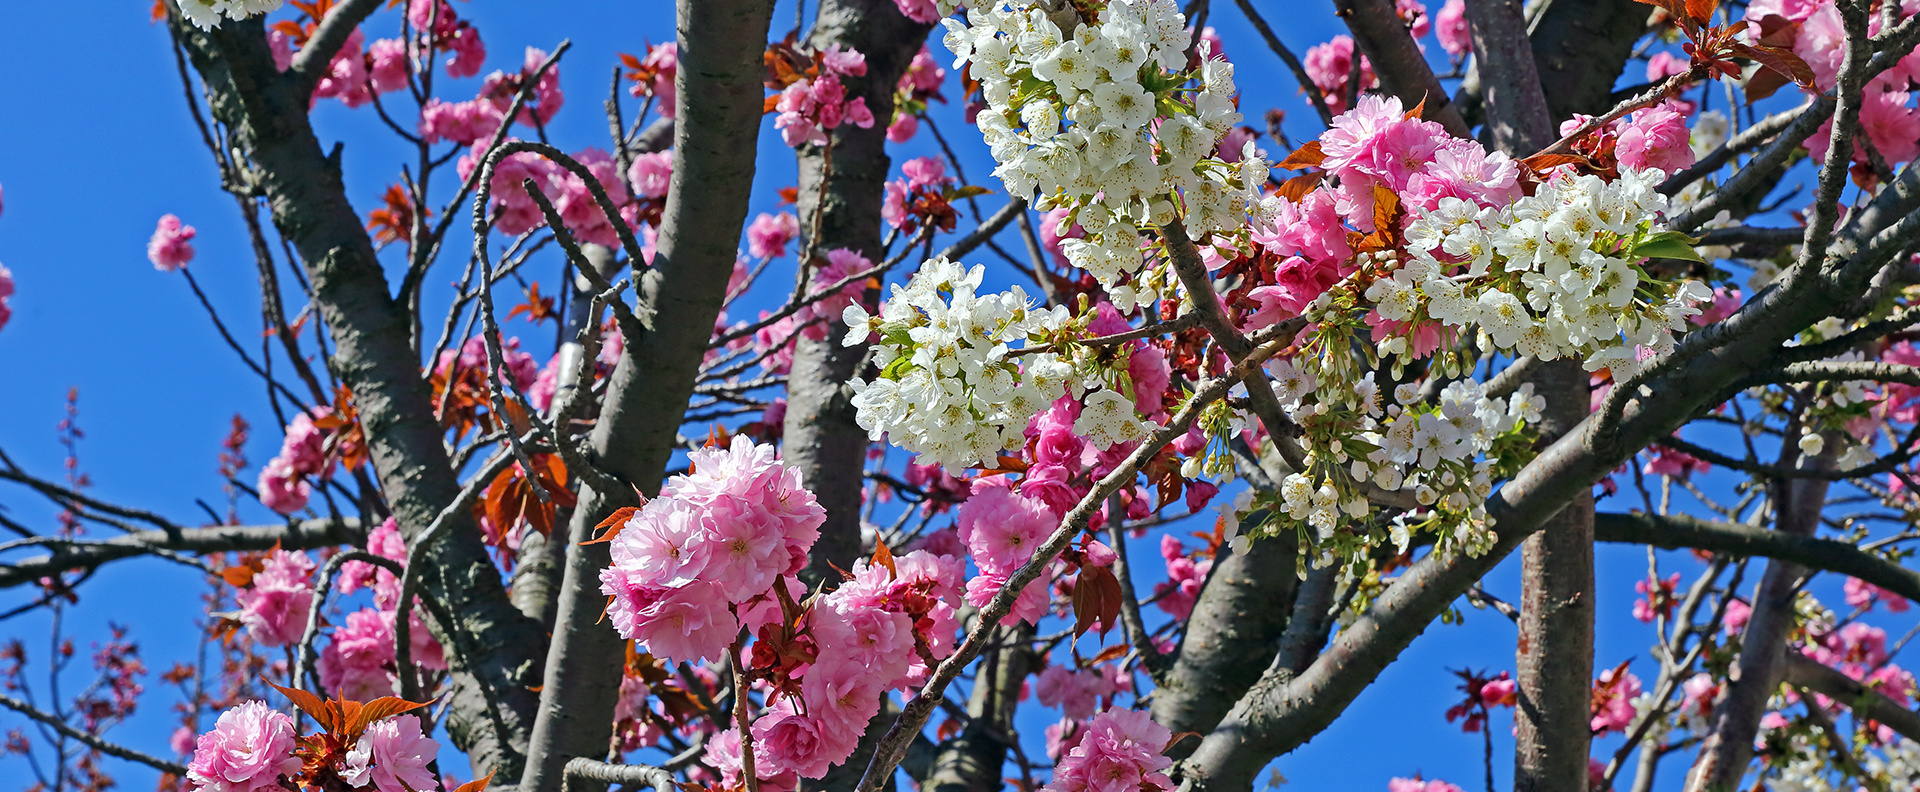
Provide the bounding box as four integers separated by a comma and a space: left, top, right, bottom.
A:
1743, 64, 1791, 103
220, 565, 257, 588
267, 680, 337, 733
1275, 171, 1324, 203
582, 505, 644, 545
761, 94, 782, 115
453, 771, 496, 792
872, 539, 898, 579
1519, 152, 1588, 173
1071, 565, 1122, 639
1732, 42, 1816, 89
1089, 642, 1128, 665
1277, 140, 1324, 170
1683, 0, 1717, 25
346, 696, 432, 737
1402, 94, 1428, 122
1370, 184, 1401, 238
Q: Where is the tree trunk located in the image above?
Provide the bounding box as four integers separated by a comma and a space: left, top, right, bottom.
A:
516, 0, 777, 787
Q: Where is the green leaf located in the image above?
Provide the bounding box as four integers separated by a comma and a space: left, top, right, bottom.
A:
1630, 230, 1707, 263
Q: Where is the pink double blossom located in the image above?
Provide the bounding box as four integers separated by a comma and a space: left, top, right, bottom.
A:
628, 151, 673, 199
1036, 664, 1119, 721
1632, 572, 1681, 622
186, 701, 302, 792
148, 215, 197, 272
337, 715, 439, 792
631, 43, 679, 118
320, 607, 398, 701
1388, 779, 1464, 792
1590, 666, 1642, 734
1302, 36, 1377, 116
1043, 707, 1174, 792
419, 98, 504, 146
1844, 575, 1911, 613
1434, 0, 1471, 58
313, 29, 372, 108
235, 549, 314, 648
774, 46, 876, 147
483, 47, 566, 128
1615, 103, 1696, 175
0, 263, 12, 334
747, 212, 801, 259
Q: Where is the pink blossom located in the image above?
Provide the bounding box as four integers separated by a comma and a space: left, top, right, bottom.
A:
965, 570, 1050, 626
235, 549, 314, 648
1388, 779, 1463, 792
1044, 707, 1174, 792
1680, 672, 1720, 720
1692, 286, 1743, 326
886, 111, 920, 142
1396, 0, 1431, 39
1646, 51, 1689, 83
628, 150, 673, 199
1038, 206, 1085, 269
1036, 664, 1116, 721
186, 701, 302, 792
1404, 138, 1522, 210
148, 214, 197, 272
445, 26, 486, 79
1590, 666, 1642, 734
1723, 597, 1751, 636
1255, 189, 1352, 263
798, 655, 885, 737
748, 212, 800, 259
483, 47, 565, 128
339, 517, 405, 599
367, 39, 411, 94
1247, 256, 1342, 329
268, 30, 294, 72
751, 698, 853, 780
1480, 677, 1517, 707
1616, 103, 1695, 175
633, 43, 678, 118
1434, 0, 1471, 58
1152, 535, 1211, 620
320, 608, 397, 701
1643, 444, 1710, 479
1321, 95, 1448, 190
958, 486, 1056, 577
313, 29, 372, 108
1632, 572, 1681, 623
407, 0, 461, 37
799, 248, 873, 339
419, 99, 504, 146
1216, 126, 1260, 162
891, 0, 942, 22
337, 714, 439, 792
818, 45, 868, 77
1844, 576, 1911, 613
256, 458, 311, 516
1302, 36, 1376, 116
0, 263, 12, 334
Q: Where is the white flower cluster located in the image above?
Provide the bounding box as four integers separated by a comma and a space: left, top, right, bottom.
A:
1266, 361, 1540, 561
1363, 168, 1712, 381
176, 0, 283, 29
942, 0, 1257, 298
844, 258, 1130, 469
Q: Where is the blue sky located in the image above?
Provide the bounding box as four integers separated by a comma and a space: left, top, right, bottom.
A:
0, 2, 1899, 791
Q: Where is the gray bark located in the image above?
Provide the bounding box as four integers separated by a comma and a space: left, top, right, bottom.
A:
1462, 3, 1595, 788
1684, 458, 1834, 792
1152, 537, 1298, 759
924, 624, 1032, 792
516, 0, 777, 788
1594, 512, 1920, 602
0, 519, 358, 589
174, 14, 543, 777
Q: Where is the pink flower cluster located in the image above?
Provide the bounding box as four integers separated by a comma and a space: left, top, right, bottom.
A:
419, 98, 505, 146
235, 549, 314, 648
408, 0, 487, 79
336, 711, 440, 792
629, 151, 672, 200
459, 143, 631, 247
1434, 0, 1471, 59
1151, 535, 1211, 620
257, 408, 338, 516
0, 263, 12, 334
338, 517, 407, 607
886, 47, 947, 143
957, 484, 1057, 626
881, 156, 955, 231
1042, 707, 1174, 792
1302, 36, 1377, 116
1388, 779, 1463, 792
774, 46, 876, 147
1036, 663, 1130, 721
186, 701, 303, 792
1642, 444, 1710, 479
1558, 103, 1696, 176
308, 30, 420, 109
890, 0, 942, 24
1631, 572, 1681, 622
1844, 575, 1911, 613
319, 522, 446, 701
483, 47, 567, 128
1590, 666, 1642, 734
600, 437, 825, 663
629, 43, 679, 119
148, 214, 197, 272
1749, 0, 1920, 172
747, 212, 800, 259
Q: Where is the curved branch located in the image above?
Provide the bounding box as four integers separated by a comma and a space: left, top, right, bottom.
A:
1784, 651, 1920, 745
0, 691, 188, 776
